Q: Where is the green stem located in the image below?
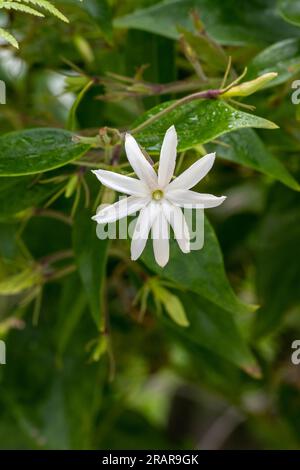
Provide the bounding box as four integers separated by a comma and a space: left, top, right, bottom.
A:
47, 265, 76, 282
34, 208, 72, 226
71, 161, 129, 170
40, 249, 73, 267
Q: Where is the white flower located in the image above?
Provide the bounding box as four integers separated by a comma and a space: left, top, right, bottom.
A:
92, 126, 226, 267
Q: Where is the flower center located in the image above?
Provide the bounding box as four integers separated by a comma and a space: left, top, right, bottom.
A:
152, 189, 164, 201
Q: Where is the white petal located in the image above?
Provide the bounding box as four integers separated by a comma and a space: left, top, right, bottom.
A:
151, 210, 170, 268
131, 201, 160, 261
167, 152, 216, 191
92, 196, 149, 224
166, 189, 226, 208
162, 200, 190, 253
92, 169, 148, 196
158, 125, 177, 188
125, 133, 157, 189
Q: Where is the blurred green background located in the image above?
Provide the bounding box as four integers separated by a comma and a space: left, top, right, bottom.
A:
1, 0, 300, 450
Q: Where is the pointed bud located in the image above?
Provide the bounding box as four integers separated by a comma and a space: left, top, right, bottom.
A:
222, 72, 278, 98
65, 174, 79, 198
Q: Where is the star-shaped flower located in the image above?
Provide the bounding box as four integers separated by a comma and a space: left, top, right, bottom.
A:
92, 126, 226, 267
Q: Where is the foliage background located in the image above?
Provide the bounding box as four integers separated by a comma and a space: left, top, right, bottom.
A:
0, 0, 300, 449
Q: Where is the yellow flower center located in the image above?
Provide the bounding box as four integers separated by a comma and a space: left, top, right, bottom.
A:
152, 189, 164, 201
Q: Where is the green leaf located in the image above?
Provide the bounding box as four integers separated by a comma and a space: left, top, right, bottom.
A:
134, 99, 277, 153
0, 176, 61, 220
115, 0, 300, 46
142, 217, 255, 316
0, 128, 90, 176
178, 27, 227, 73
56, 276, 87, 358
279, 0, 300, 26
0, 27, 19, 48
247, 38, 300, 88
20, 0, 69, 23
77, 0, 113, 43
208, 129, 300, 191
166, 293, 260, 376
72, 205, 109, 329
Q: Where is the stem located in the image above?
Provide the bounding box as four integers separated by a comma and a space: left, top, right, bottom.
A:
154, 79, 206, 95
98, 71, 217, 97
46, 265, 76, 282
34, 208, 72, 226
44, 186, 66, 208
71, 160, 129, 170
40, 249, 73, 267
130, 88, 220, 134
32, 288, 43, 326
175, 151, 186, 176
80, 174, 91, 208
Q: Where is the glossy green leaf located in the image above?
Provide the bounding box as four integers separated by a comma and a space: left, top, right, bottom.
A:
134, 99, 277, 153
247, 38, 300, 88
208, 129, 300, 190
115, 0, 300, 45
166, 293, 260, 376
279, 0, 300, 26
73, 205, 109, 329
0, 129, 90, 176
0, 177, 61, 220
142, 217, 255, 316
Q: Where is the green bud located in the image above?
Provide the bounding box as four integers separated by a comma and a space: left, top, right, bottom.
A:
151, 282, 190, 328
73, 35, 94, 64
222, 72, 278, 98
65, 174, 78, 198
92, 335, 108, 362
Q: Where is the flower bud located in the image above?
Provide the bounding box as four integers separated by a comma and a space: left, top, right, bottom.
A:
222, 72, 278, 98
65, 174, 79, 198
